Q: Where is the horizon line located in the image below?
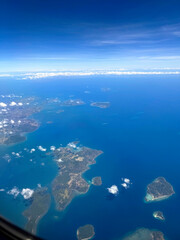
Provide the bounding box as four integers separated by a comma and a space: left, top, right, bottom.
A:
0, 70, 180, 79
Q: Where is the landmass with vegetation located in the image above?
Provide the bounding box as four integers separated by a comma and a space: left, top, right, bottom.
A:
77, 224, 95, 240
52, 142, 103, 211
92, 176, 102, 186
23, 187, 51, 234
145, 177, 175, 202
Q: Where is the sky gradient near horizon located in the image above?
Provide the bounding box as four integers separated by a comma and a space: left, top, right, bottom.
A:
1, 0, 180, 72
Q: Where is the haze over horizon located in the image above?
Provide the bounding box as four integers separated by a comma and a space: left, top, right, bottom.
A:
1, 0, 180, 72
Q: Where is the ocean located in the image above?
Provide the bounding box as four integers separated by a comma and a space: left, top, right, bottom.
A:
0, 75, 180, 240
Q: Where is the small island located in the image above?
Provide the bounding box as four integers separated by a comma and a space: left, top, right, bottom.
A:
60, 99, 85, 106
122, 228, 165, 240
92, 176, 102, 186
52, 142, 103, 211
153, 211, 165, 221
23, 188, 51, 234
145, 177, 175, 202
90, 102, 110, 109
77, 224, 95, 240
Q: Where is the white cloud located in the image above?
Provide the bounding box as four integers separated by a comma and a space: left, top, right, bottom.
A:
0, 74, 13, 78
38, 146, 47, 152
57, 158, 63, 162
1, 68, 180, 80
30, 148, 36, 153
122, 178, 130, 184
21, 188, 34, 199
50, 146, 56, 151
140, 56, 180, 60
2, 154, 11, 163
121, 178, 132, 189
105, 71, 180, 75
0, 102, 7, 107
67, 142, 77, 148
107, 185, 119, 195
7, 187, 20, 198
7, 186, 34, 199
21, 71, 180, 79
121, 183, 129, 189
9, 101, 17, 106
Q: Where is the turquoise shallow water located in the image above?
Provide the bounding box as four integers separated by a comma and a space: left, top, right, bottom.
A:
0, 75, 180, 240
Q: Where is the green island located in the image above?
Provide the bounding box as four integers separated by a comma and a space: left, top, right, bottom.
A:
153, 211, 165, 221
92, 176, 102, 186
145, 177, 175, 202
90, 102, 110, 108
121, 228, 165, 240
23, 187, 51, 235
52, 142, 103, 211
77, 224, 95, 240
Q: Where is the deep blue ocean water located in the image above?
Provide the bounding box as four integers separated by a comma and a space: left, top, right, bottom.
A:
0, 75, 180, 240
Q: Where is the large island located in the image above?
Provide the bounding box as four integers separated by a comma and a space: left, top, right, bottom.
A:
145, 177, 175, 202
22, 142, 102, 233
52, 142, 103, 211
23, 188, 51, 234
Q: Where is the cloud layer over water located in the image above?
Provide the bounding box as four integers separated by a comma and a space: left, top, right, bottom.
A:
0, 70, 180, 80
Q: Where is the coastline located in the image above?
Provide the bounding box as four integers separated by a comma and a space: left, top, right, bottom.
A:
23, 188, 51, 235
52, 148, 103, 212
144, 193, 174, 203
153, 212, 165, 221
77, 224, 95, 240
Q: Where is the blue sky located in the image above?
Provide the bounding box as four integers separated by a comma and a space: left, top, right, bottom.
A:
1, 0, 180, 72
